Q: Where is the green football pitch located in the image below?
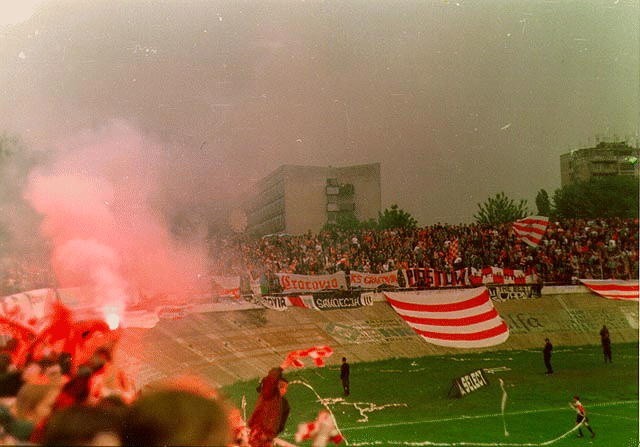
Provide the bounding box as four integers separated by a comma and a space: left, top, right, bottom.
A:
222, 343, 639, 447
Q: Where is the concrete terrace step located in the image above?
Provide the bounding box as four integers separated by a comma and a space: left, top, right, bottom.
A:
117, 292, 638, 389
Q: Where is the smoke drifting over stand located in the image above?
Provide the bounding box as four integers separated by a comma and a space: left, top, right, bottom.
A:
24, 122, 210, 315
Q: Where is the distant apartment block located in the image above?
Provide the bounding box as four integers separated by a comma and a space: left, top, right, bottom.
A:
245, 163, 381, 236
560, 141, 639, 187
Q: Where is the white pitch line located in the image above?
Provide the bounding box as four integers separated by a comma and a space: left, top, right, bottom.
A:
590, 400, 638, 408
341, 400, 637, 432
346, 420, 587, 446
588, 410, 638, 421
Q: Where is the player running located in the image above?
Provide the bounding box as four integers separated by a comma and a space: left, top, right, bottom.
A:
571, 395, 596, 438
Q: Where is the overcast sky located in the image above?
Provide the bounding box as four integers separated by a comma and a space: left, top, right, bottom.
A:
1, 0, 638, 226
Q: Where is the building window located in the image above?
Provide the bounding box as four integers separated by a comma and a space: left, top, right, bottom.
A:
326, 186, 339, 195
339, 202, 355, 211
339, 183, 354, 196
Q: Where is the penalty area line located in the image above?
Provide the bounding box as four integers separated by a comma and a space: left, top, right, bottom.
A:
340, 400, 637, 433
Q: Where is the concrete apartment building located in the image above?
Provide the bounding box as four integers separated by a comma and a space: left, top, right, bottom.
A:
245, 163, 381, 236
560, 141, 639, 187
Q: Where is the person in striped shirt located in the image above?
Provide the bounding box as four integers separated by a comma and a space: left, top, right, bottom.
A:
571, 396, 595, 438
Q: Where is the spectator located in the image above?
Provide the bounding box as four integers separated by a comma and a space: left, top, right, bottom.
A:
42, 403, 125, 446
599, 325, 612, 363
12, 382, 62, 442
121, 389, 230, 446
0, 352, 23, 398
248, 367, 288, 447
276, 378, 290, 437
543, 338, 553, 375
340, 357, 350, 397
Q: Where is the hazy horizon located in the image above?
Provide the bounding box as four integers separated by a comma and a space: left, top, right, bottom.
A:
1, 0, 638, 227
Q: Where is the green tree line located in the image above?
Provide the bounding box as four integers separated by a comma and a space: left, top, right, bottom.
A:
475, 176, 638, 225
327, 175, 638, 232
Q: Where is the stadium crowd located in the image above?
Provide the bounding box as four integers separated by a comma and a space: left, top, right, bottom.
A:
0, 337, 251, 446
0, 328, 332, 447
230, 218, 639, 286
2, 218, 638, 297
0, 218, 634, 445
0, 259, 54, 298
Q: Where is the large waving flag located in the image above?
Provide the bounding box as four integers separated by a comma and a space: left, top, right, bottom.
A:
281, 346, 333, 369
513, 215, 549, 247
384, 287, 509, 348
580, 279, 639, 301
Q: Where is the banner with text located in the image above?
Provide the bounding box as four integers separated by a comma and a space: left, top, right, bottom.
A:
276, 272, 348, 293
488, 284, 539, 301
402, 267, 537, 288
450, 369, 489, 398
259, 295, 287, 311
350, 271, 401, 289
311, 291, 374, 310
259, 266, 538, 296
403, 268, 471, 288
258, 291, 373, 311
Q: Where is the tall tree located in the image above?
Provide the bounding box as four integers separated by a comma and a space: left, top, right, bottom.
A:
553, 176, 639, 219
474, 192, 529, 225
535, 189, 552, 216
322, 211, 361, 234
334, 212, 361, 232
377, 204, 418, 230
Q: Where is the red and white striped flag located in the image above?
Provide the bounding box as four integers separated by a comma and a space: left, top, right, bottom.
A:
286, 295, 317, 309
447, 239, 459, 266
580, 279, 639, 301
513, 216, 549, 247
294, 410, 344, 445
384, 287, 509, 348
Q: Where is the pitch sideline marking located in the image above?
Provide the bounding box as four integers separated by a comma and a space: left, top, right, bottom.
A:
588, 410, 638, 421
341, 399, 637, 432
346, 420, 589, 446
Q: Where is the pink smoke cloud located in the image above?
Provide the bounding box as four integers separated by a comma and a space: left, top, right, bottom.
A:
24, 121, 210, 316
